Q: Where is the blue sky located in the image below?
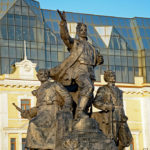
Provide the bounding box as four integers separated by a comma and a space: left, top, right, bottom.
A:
37, 0, 150, 18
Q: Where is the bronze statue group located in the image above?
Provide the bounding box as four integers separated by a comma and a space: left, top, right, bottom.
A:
13, 10, 132, 150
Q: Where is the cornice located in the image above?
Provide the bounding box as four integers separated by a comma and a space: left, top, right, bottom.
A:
0, 78, 40, 88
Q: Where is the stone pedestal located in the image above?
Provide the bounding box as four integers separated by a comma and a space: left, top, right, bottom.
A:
57, 117, 117, 150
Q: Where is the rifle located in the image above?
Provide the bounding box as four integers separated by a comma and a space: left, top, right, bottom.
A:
12, 103, 23, 113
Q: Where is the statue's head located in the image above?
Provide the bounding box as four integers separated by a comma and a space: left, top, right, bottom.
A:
76, 23, 87, 40
104, 70, 116, 83
37, 69, 50, 83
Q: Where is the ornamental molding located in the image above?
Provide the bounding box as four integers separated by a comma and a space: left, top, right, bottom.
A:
0, 79, 40, 88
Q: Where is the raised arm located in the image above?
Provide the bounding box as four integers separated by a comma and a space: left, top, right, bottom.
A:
57, 10, 74, 50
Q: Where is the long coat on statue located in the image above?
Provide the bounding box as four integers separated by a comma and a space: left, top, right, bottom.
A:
25, 81, 72, 149
92, 85, 132, 148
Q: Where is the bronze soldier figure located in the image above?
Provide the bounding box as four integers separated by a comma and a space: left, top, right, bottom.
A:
13, 69, 72, 150
92, 70, 132, 150
50, 10, 104, 119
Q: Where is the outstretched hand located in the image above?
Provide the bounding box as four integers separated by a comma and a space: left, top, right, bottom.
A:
57, 9, 66, 21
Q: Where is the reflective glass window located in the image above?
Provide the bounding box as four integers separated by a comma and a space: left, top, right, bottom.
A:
96, 37, 105, 48
29, 16, 36, 27
121, 56, 127, 66
143, 19, 149, 27
78, 14, 86, 23
43, 10, 50, 19
146, 67, 150, 82
0, 47, 8, 57
123, 19, 131, 27
16, 48, 23, 58
88, 25, 95, 34
72, 13, 79, 22
128, 67, 134, 83
46, 61, 51, 68
145, 28, 150, 37
15, 40, 23, 47
128, 57, 133, 66
122, 28, 128, 37
107, 17, 113, 26
31, 49, 37, 59
50, 34, 57, 44
112, 18, 119, 26
134, 67, 139, 76
38, 43, 44, 49
51, 45, 57, 51
131, 40, 137, 50
99, 16, 107, 25
1, 14, 7, 24
100, 65, 108, 74
136, 18, 143, 26
37, 28, 44, 42
38, 50, 45, 60
92, 15, 100, 25
23, 27, 29, 41
15, 15, 22, 26
1, 4, 7, 12
58, 45, 63, 52
103, 55, 108, 65
118, 18, 125, 26
38, 61, 45, 69
8, 26, 15, 40
112, 37, 120, 50
139, 28, 146, 37
50, 11, 58, 20
31, 42, 37, 49
127, 50, 133, 56
10, 138, 16, 150
26, 48, 31, 59
66, 13, 73, 22
22, 7, 28, 15
52, 62, 58, 67
109, 55, 115, 65
56, 33, 63, 44
53, 22, 59, 32
116, 66, 122, 82
85, 15, 92, 24
51, 52, 58, 61
9, 47, 16, 58
46, 51, 51, 61
29, 27, 36, 41
109, 65, 115, 72
142, 39, 150, 49
0, 25, 8, 39
45, 44, 50, 51
115, 56, 121, 65
9, 40, 15, 47
128, 29, 134, 38
122, 66, 128, 83
145, 57, 150, 66
22, 16, 29, 27
15, 5, 21, 15
134, 57, 139, 67
15, 26, 22, 40
8, 14, 14, 25
1, 58, 9, 74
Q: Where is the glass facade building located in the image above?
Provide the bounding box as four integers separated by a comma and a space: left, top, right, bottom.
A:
0, 0, 150, 83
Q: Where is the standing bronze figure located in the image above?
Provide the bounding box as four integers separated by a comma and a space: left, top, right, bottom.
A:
13, 69, 72, 150
92, 70, 133, 150
50, 10, 104, 119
